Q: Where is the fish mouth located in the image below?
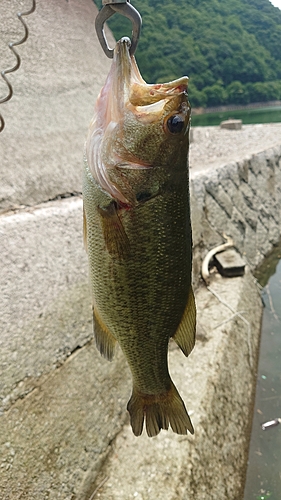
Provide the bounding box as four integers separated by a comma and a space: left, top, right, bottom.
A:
114, 38, 189, 117
86, 38, 190, 204
130, 78, 189, 107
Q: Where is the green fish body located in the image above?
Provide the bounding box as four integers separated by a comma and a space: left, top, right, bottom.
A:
83, 39, 196, 437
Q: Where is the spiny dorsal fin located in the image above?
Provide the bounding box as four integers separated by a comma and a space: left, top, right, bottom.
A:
93, 306, 117, 361
172, 287, 196, 357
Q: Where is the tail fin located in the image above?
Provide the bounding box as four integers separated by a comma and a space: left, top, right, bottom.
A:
127, 383, 194, 437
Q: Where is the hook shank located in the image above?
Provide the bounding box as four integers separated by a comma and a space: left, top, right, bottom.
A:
95, 1, 142, 59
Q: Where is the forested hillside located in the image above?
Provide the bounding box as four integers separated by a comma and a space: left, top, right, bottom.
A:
94, 0, 281, 108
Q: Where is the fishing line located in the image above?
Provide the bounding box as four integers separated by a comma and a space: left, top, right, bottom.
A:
0, 0, 36, 133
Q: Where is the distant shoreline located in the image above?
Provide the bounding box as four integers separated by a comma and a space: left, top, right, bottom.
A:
192, 100, 281, 115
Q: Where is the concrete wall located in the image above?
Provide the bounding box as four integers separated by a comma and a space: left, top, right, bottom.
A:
191, 144, 281, 287
2, 141, 281, 499
1, 2, 281, 498
0, 0, 114, 211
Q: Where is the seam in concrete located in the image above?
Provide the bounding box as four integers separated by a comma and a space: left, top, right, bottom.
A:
1, 338, 94, 415
0, 192, 83, 217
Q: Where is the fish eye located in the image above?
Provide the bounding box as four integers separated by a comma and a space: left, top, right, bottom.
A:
166, 115, 185, 134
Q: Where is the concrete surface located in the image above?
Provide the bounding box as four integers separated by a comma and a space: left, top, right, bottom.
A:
0, 197, 91, 412
189, 123, 281, 173
92, 271, 262, 500
0, 269, 262, 500
0, 342, 131, 500
190, 143, 281, 287
0, 0, 114, 212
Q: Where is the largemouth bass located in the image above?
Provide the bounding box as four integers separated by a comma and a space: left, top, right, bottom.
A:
83, 38, 196, 437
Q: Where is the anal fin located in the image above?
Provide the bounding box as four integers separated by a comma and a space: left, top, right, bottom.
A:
93, 306, 117, 361
172, 287, 196, 357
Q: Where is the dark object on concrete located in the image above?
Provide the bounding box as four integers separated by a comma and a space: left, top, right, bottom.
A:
220, 119, 242, 130
214, 248, 246, 277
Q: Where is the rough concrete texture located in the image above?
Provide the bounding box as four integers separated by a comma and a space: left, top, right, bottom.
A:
190, 141, 281, 287
0, 130, 280, 497
0, 197, 91, 412
0, 269, 262, 500
92, 272, 262, 500
0, 342, 131, 500
189, 123, 281, 173
0, 0, 114, 212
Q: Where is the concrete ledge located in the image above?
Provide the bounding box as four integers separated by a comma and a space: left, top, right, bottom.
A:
0, 269, 262, 499
0, 198, 91, 412
0, 343, 130, 500
1, 142, 280, 498
78, 271, 262, 500
191, 144, 281, 288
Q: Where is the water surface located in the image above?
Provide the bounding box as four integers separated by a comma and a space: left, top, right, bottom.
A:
192, 106, 281, 127
244, 241, 281, 500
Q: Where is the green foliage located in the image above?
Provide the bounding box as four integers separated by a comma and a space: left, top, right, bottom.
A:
93, 0, 281, 107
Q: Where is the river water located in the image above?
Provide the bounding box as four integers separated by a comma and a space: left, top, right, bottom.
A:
192, 106, 281, 127
243, 241, 281, 500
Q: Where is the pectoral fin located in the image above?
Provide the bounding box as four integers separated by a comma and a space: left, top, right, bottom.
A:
93, 305, 117, 361
98, 201, 131, 260
172, 287, 196, 357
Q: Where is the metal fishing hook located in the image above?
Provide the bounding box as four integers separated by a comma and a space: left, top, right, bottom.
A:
95, 0, 142, 59
0, 0, 36, 133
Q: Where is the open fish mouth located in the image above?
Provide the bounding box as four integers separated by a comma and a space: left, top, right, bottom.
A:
86, 38, 190, 203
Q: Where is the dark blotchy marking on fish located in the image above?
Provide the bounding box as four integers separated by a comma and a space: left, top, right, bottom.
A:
83, 38, 196, 437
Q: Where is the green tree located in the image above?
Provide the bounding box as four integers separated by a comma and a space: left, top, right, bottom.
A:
93, 0, 281, 107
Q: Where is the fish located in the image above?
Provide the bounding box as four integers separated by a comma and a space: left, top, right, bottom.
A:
83, 37, 196, 437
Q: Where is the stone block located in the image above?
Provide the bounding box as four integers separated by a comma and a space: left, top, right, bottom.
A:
214, 249, 246, 277
220, 119, 242, 130
249, 151, 266, 176
238, 158, 249, 183
205, 192, 230, 232
218, 162, 240, 188
205, 182, 233, 217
